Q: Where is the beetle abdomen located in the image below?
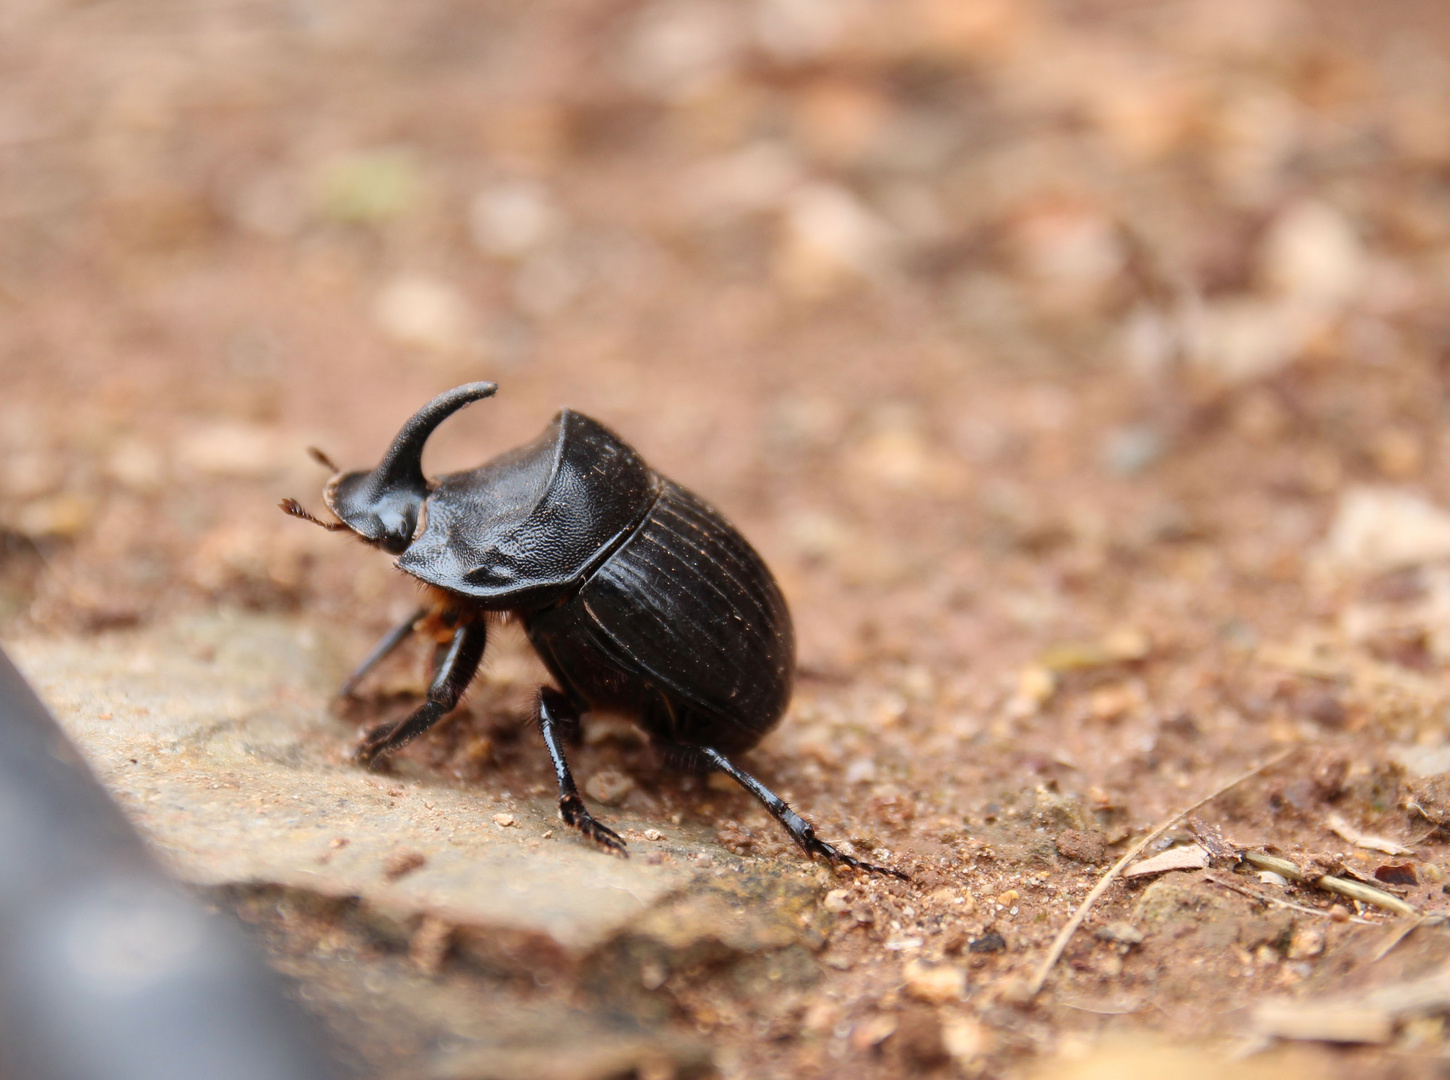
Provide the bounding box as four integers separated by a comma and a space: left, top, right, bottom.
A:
530, 480, 794, 751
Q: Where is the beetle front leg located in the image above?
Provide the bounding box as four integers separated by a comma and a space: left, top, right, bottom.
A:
340, 605, 429, 697
356, 620, 486, 768
699, 747, 908, 880
538, 688, 627, 855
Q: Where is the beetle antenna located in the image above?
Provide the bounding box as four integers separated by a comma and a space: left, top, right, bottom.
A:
307, 446, 338, 471
279, 498, 349, 531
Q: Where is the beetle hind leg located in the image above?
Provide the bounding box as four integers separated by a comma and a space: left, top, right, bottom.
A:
356, 619, 486, 767
698, 747, 908, 881
538, 688, 627, 855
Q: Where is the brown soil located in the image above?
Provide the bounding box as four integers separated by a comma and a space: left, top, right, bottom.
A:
7, 0, 1450, 1076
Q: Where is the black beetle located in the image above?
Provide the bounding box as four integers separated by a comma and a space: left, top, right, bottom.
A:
282, 382, 903, 878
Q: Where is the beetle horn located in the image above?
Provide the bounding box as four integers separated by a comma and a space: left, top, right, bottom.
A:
370, 381, 498, 492
325, 382, 498, 554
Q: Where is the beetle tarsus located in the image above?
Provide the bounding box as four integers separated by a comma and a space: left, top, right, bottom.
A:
558, 792, 628, 855
808, 840, 911, 881
697, 746, 908, 881
351, 620, 486, 765
538, 688, 627, 855
356, 711, 431, 768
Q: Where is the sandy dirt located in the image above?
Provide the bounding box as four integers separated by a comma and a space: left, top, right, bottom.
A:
7, 0, 1450, 1076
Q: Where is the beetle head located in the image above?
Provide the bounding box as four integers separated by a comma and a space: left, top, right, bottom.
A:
321, 382, 498, 554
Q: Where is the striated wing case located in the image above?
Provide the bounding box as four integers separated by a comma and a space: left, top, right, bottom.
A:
571, 480, 794, 745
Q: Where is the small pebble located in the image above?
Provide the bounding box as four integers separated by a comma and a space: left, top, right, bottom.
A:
468, 180, 561, 258
902, 958, 966, 1004
1286, 924, 1325, 960
643, 828, 663, 841
493, 813, 515, 828
848, 1013, 897, 1051
383, 851, 426, 881
584, 768, 636, 806
177, 423, 288, 479
373, 276, 473, 354
1095, 921, 1144, 946
968, 931, 1006, 954
1056, 828, 1107, 864
1102, 424, 1163, 475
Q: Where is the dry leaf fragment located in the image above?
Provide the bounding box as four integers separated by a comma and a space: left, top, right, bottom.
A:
1374, 863, 1418, 887
1123, 844, 1209, 878
1187, 819, 1240, 860
1325, 812, 1414, 856
1036, 628, 1149, 672
1254, 1002, 1394, 1044
1255, 971, 1450, 1045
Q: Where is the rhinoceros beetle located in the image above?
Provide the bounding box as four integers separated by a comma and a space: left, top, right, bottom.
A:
282, 383, 904, 878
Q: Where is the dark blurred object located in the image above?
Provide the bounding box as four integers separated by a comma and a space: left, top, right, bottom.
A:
0, 647, 338, 1080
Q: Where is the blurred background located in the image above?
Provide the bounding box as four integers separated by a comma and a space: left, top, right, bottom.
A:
7, 0, 1450, 658
6, 1, 1450, 1076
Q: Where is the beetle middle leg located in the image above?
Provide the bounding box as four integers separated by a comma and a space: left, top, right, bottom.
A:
698, 747, 908, 880
356, 619, 487, 767
538, 687, 627, 855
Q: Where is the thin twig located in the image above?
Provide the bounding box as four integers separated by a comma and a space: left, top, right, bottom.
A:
1320, 876, 1416, 916
1367, 917, 1434, 964
1059, 996, 1143, 1015
1027, 748, 1295, 999
1202, 871, 1376, 925
1240, 851, 1417, 917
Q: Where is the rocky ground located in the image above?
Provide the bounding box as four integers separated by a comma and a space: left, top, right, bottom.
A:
7, 0, 1450, 1077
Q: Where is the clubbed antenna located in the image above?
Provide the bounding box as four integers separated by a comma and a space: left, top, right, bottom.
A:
279, 498, 348, 531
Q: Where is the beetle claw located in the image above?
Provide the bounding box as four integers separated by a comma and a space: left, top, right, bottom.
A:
354, 742, 391, 771
355, 721, 400, 768
840, 856, 911, 882
806, 838, 909, 881
558, 794, 628, 856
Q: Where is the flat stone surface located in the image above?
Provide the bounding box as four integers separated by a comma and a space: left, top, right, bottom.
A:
8, 614, 814, 959
271, 946, 712, 1080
